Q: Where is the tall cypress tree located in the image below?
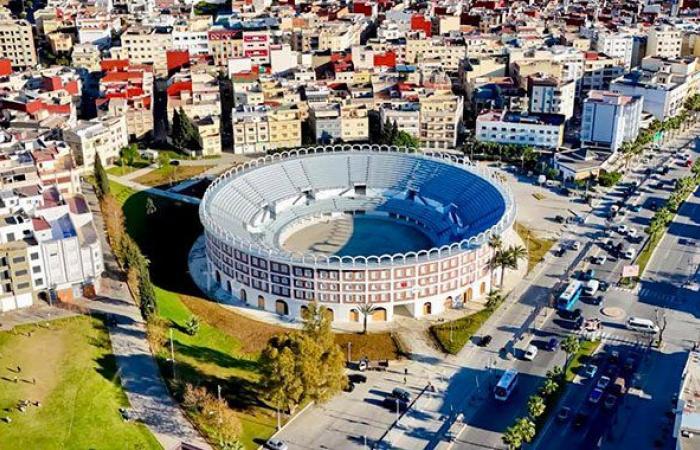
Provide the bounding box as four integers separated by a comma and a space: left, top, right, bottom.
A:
94, 152, 110, 197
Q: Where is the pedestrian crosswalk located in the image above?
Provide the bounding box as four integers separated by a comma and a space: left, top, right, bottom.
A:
638, 287, 676, 303
572, 328, 652, 349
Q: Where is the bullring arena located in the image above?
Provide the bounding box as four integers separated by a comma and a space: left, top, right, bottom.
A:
197, 145, 515, 324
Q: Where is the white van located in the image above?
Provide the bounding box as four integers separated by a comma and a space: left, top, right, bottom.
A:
623, 248, 636, 259
626, 317, 660, 334
584, 279, 600, 296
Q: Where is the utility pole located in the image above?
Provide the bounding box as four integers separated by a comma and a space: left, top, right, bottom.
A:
347, 342, 352, 362
217, 384, 222, 428
276, 405, 281, 430
395, 398, 400, 422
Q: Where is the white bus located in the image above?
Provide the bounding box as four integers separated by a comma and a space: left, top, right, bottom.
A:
494, 369, 519, 401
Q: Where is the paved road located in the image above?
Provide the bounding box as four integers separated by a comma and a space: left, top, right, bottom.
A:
534, 126, 700, 450
84, 182, 211, 450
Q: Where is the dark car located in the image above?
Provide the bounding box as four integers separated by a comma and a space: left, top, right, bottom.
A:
591, 295, 604, 305
477, 335, 492, 347
344, 382, 356, 393
573, 412, 589, 428
623, 356, 638, 373
650, 201, 658, 211
555, 215, 566, 224
546, 337, 559, 351
383, 396, 409, 412
349, 374, 368, 384
559, 308, 583, 320
605, 364, 620, 378
599, 280, 610, 292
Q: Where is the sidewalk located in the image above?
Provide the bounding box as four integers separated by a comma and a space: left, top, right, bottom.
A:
107, 173, 201, 205
84, 182, 211, 450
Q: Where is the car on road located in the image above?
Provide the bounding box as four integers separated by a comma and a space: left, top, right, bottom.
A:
604, 394, 617, 409
626, 316, 660, 334
583, 364, 598, 378
265, 439, 289, 450
557, 406, 571, 422
574, 412, 589, 428
596, 376, 612, 390
477, 335, 492, 347
523, 345, 538, 361
546, 337, 559, 351
592, 254, 607, 264
589, 388, 604, 404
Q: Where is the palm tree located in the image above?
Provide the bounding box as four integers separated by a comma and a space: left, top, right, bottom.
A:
515, 417, 536, 444
499, 245, 527, 287
561, 335, 580, 366
502, 424, 523, 450
485, 290, 503, 310
358, 302, 377, 334
488, 235, 503, 290
546, 365, 563, 380
539, 378, 559, 397
527, 395, 546, 419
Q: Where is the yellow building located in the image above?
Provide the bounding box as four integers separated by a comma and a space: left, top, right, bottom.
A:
121, 26, 173, 75
419, 95, 464, 150
340, 104, 369, 142
193, 116, 222, 157
0, 9, 37, 68
47, 32, 73, 54
72, 43, 101, 72
232, 105, 301, 154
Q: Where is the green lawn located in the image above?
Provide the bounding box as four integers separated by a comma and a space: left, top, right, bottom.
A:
107, 161, 151, 177
0, 317, 160, 450
565, 340, 601, 382
430, 306, 496, 354
133, 165, 214, 188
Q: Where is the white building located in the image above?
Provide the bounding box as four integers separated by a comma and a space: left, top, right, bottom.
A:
528, 76, 576, 120
596, 33, 634, 69
380, 103, 421, 138
475, 110, 565, 149
647, 26, 683, 59
63, 116, 129, 170
580, 90, 643, 152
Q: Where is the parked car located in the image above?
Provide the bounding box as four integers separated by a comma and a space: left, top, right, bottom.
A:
582, 269, 596, 281
523, 345, 538, 361
584, 318, 601, 332
604, 394, 617, 409
596, 376, 612, 390
383, 395, 409, 412
583, 364, 598, 378
349, 374, 368, 384
546, 337, 559, 351
632, 204, 643, 212
557, 406, 571, 422
265, 439, 289, 450
623, 248, 637, 260
391, 387, 412, 402
592, 254, 607, 264
344, 382, 356, 392
554, 246, 567, 257
623, 356, 638, 373
627, 228, 638, 238
574, 412, 589, 428
477, 335, 492, 347
589, 388, 604, 404
571, 241, 581, 250
591, 295, 604, 306
599, 280, 610, 292
617, 224, 628, 234
650, 201, 658, 211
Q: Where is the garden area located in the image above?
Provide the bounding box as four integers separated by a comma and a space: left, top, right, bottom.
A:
133, 164, 215, 188
106, 179, 399, 448
514, 222, 555, 274
0, 317, 160, 450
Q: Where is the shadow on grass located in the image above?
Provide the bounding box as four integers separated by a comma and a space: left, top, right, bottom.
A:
176, 342, 259, 374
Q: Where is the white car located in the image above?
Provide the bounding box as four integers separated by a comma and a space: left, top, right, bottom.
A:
623, 248, 637, 259
597, 376, 612, 390
523, 345, 538, 361
593, 254, 607, 264
617, 224, 628, 234
571, 241, 581, 250
627, 228, 638, 238
265, 439, 289, 450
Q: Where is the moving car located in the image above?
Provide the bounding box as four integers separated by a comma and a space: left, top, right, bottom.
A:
626, 317, 659, 333
265, 439, 289, 450
557, 406, 571, 422
596, 376, 612, 390
589, 388, 604, 404
523, 345, 538, 361
583, 364, 598, 378
604, 394, 617, 409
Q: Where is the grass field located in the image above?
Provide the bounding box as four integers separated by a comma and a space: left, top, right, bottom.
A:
515, 222, 556, 273
0, 317, 160, 450
134, 165, 214, 188
107, 161, 152, 177
430, 306, 496, 355
565, 339, 600, 382
109, 180, 399, 448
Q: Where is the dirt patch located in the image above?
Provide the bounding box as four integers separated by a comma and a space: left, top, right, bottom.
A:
334, 333, 400, 361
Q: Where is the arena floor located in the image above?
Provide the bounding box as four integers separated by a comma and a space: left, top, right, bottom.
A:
281, 215, 434, 257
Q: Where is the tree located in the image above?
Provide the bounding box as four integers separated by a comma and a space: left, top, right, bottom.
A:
390, 120, 399, 144
158, 151, 171, 168
380, 118, 394, 145
185, 315, 200, 336
94, 152, 110, 197
485, 290, 503, 310
527, 395, 546, 419
358, 301, 377, 334
561, 335, 580, 366
259, 303, 346, 412
172, 108, 186, 149
138, 265, 157, 320
392, 131, 420, 149
515, 417, 536, 444
121, 144, 139, 166
539, 378, 558, 397
497, 245, 527, 287
502, 424, 523, 450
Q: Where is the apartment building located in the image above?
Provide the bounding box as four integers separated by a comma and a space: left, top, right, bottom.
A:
310, 104, 342, 144
48, 32, 73, 55
475, 110, 565, 149
419, 95, 463, 150
596, 33, 634, 69
647, 26, 683, 59
72, 44, 101, 72
63, 115, 129, 170
208, 28, 243, 67
167, 69, 221, 121
121, 26, 173, 75
97, 62, 154, 139
580, 90, 643, 152
380, 103, 421, 138
193, 116, 222, 157
340, 103, 369, 142
0, 239, 36, 312
231, 105, 301, 154
528, 76, 576, 120
406, 36, 467, 71
172, 17, 211, 55
580, 51, 625, 94
0, 10, 37, 69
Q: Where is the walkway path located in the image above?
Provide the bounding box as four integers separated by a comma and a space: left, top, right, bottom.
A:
107, 173, 201, 205
84, 182, 211, 450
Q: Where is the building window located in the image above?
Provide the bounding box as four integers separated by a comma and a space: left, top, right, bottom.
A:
12, 256, 25, 264
32, 266, 41, 274
17, 282, 30, 290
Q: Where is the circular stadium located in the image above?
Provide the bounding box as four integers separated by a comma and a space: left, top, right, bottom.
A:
199, 145, 515, 324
